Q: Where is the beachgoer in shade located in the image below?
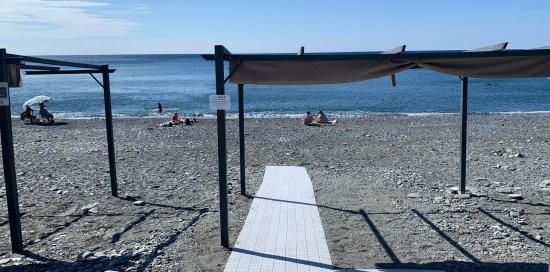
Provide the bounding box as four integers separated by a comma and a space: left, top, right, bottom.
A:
20, 106, 35, 124
316, 110, 329, 124
157, 103, 163, 114
38, 103, 54, 124
304, 111, 313, 125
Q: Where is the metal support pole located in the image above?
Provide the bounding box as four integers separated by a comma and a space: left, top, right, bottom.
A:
215, 45, 229, 248
102, 65, 118, 197
0, 49, 23, 253
459, 76, 468, 194
238, 84, 246, 195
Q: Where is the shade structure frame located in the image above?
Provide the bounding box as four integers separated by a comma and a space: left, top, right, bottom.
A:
205, 44, 550, 249
1, 49, 119, 253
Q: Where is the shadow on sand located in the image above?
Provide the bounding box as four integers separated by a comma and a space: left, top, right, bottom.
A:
0, 250, 134, 272
134, 209, 208, 272
111, 209, 156, 244
1, 198, 211, 272
117, 195, 210, 213
489, 197, 550, 208
374, 260, 548, 272
25, 213, 86, 245
478, 208, 549, 248
24, 122, 69, 127
244, 194, 549, 272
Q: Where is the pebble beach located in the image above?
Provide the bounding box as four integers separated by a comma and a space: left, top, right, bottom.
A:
0, 113, 549, 271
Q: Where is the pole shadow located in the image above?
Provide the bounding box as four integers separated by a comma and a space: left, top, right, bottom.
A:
135, 209, 208, 272
230, 247, 336, 270
359, 209, 401, 264
29, 213, 86, 245
0, 250, 134, 272
478, 208, 549, 248
117, 196, 210, 213
489, 198, 550, 208
111, 209, 155, 244
411, 209, 480, 263
374, 260, 548, 272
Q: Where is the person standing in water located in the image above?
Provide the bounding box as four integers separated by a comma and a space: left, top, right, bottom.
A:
157, 103, 163, 114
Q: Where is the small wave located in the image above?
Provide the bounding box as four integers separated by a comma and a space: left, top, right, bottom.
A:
486, 110, 550, 115
11, 110, 550, 120
403, 112, 455, 117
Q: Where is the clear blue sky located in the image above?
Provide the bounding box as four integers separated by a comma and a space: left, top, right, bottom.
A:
1, 0, 549, 55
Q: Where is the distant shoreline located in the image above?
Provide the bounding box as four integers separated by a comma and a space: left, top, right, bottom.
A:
10, 110, 550, 120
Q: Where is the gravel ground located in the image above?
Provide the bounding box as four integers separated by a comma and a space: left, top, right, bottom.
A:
0, 114, 549, 272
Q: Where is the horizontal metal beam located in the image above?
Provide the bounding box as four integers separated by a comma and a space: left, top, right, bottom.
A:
21, 64, 60, 71
7, 54, 102, 69
202, 48, 550, 61
24, 69, 115, 75
6, 57, 22, 65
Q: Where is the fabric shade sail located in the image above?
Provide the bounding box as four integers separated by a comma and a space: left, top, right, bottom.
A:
228, 51, 550, 85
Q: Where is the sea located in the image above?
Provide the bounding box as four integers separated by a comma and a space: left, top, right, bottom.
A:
10, 54, 550, 118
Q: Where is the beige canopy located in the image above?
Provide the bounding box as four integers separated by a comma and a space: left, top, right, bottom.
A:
228, 51, 550, 85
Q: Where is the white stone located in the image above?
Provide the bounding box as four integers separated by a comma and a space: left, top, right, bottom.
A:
508, 193, 524, 200
407, 193, 421, 198
81, 203, 98, 212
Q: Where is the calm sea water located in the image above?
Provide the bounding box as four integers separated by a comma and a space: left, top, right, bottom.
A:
9, 54, 550, 118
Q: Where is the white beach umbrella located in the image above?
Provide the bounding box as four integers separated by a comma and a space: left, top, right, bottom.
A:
23, 96, 53, 108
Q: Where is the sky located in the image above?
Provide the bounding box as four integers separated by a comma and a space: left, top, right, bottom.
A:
0, 0, 549, 55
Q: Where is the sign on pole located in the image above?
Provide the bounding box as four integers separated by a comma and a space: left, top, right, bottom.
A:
0, 82, 9, 106
209, 95, 231, 111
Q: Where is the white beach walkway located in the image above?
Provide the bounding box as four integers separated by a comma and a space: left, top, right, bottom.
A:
224, 166, 442, 272
224, 166, 332, 272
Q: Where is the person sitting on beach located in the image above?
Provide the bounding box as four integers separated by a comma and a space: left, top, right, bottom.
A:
304, 111, 313, 125
38, 103, 54, 124
20, 106, 35, 124
316, 110, 329, 124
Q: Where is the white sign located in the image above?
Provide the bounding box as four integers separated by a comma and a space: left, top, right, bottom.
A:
0, 82, 9, 107
209, 95, 231, 111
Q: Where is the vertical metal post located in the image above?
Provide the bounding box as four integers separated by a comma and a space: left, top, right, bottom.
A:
102, 65, 118, 197
215, 45, 229, 248
0, 49, 23, 253
238, 84, 246, 195
459, 76, 468, 194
